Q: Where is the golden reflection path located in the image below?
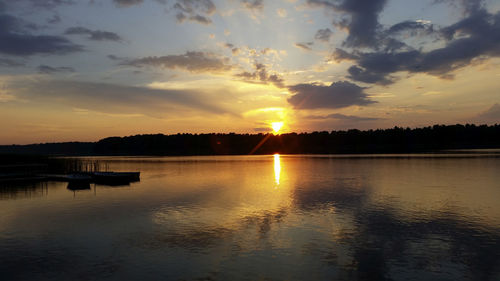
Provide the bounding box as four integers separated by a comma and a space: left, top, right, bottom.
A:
274, 153, 281, 186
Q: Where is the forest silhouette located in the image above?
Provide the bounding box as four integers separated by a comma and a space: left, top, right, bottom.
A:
1, 124, 499, 156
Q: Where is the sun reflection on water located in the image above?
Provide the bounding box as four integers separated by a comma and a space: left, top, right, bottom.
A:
274, 154, 281, 186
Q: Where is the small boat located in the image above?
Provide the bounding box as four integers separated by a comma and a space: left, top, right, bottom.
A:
45, 173, 92, 182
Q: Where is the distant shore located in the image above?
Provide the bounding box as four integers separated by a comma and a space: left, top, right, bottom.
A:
1, 123, 499, 156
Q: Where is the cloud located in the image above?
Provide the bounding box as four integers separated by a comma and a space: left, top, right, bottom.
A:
163, 0, 216, 25
334, 9, 500, 84
0, 58, 24, 67
306, 113, 381, 121
241, 0, 264, 12
124, 51, 232, 73
305, 0, 438, 55
314, 28, 333, 42
175, 12, 212, 25
476, 103, 500, 123
175, 12, 187, 22
439, 8, 493, 41
185, 14, 212, 24
253, 127, 270, 132
65, 27, 122, 42
287, 81, 375, 109
306, 0, 388, 48
107, 54, 124, 61
387, 20, 435, 37
433, 0, 485, 15
235, 62, 285, 88
0, 14, 82, 56
12, 80, 230, 117
113, 0, 144, 7
347, 63, 397, 85
295, 42, 313, 51
37, 65, 75, 74
47, 14, 61, 24
5, 0, 75, 10
343, 50, 422, 84
331, 48, 359, 61
222, 43, 239, 55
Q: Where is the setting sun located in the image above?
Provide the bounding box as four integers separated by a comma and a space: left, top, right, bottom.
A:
271, 122, 284, 133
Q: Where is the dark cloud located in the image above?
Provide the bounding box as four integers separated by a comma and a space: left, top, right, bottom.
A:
235, 62, 285, 88
13, 80, 230, 117
331, 48, 359, 61
173, 0, 216, 14
222, 43, 239, 55
347, 65, 393, 85
378, 37, 409, 52
175, 12, 187, 22
306, 0, 437, 55
175, 12, 212, 25
113, 0, 143, 7
314, 28, 333, 42
16, 0, 74, 9
338, 0, 387, 48
107, 54, 124, 61
241, 0, 264, 11
387, 20, 435, 37
0, 58, 24, 67
287, 81, 375, 109
47, 14, 61, 24
335, 9, 500, 84
0, 14, 82, 56
295, 42, 313, 51
186, 14, 211, 24
306, 0, 388, 48
0, 13, 33, 32
439, 8, 493, 41
37, 65, 75, 74
345, 50, 423, 85
164, 0, 216, 25
306, 0, 416, 53
124, 51, 232, 73
65, 27, 122, 42
306, 113, 381, 121
434, 0, 485, 15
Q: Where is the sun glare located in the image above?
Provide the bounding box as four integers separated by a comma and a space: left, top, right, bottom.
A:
271, 122, 284, 133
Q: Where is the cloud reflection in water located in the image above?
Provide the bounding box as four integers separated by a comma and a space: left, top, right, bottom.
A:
1, 155, 500, 280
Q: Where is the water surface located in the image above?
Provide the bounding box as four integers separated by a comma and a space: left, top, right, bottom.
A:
1, 153, 500, 280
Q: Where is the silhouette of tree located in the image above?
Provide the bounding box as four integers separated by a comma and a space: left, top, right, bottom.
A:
1, 124, 498, 156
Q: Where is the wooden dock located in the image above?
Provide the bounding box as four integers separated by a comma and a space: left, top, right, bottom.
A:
0, 172, 140, 186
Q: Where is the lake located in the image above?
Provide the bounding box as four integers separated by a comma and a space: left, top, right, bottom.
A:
1, 153, 500, 280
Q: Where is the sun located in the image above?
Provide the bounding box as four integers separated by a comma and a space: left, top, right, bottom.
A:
271, 122, 284, 133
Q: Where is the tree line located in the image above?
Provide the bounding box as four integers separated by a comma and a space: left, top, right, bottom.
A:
1, 124, 499, 156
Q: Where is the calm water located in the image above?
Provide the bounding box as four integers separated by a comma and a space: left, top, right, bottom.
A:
1, 153, 500, 281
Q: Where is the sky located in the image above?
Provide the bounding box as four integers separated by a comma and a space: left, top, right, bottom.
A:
0, 0, 499, 144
